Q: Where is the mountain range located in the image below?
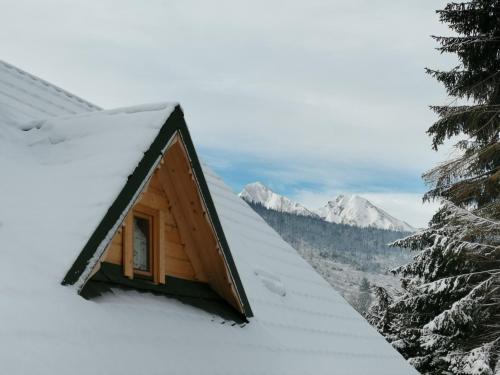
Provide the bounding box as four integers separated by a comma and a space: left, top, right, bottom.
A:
239, 182, 415, 232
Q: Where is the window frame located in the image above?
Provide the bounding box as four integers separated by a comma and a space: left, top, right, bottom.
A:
123, 204, 162, 283
132, 211, 154, 279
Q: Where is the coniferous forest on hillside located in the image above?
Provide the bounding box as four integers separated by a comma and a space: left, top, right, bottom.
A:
247, 201, 412, 313
249, 201, 410, 272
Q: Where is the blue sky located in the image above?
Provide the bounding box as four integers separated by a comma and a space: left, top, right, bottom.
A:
198, 145, 440, 228
200, 146, 427, 195
1, 0, 452, 226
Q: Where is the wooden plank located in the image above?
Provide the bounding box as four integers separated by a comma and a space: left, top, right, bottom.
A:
112, 228, 123, 245
165, 240, 190, 261
165, 224, 182, 244
105, 241, 123, 265
157, 167, 208, 282
163, 210, 176, 226
148, 174, 163, 191
137, 189, 169, 211
165, 256, 196, 280
123, 213, 134, 279
103, 227, 123, 265
133, 203, 158, 217
157, 210, 166, 284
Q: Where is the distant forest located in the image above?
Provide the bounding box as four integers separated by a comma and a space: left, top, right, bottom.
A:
248, 202, 411, 273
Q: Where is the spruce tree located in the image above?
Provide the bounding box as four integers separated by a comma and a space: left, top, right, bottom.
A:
355, 277, 372, 315
368, 1, 500, 374
424, 1, 500, 212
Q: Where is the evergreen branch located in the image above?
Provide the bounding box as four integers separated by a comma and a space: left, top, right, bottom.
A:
425, 69, 500, 109
432, 35, 500, 50
422, 276, 495, 335
430, 104, 500, 122
417, 270, 500, 293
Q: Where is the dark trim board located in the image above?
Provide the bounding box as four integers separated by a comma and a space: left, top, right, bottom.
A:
61, 105, 253, 318
177, 119, 254, 318
82, 263, 247, 324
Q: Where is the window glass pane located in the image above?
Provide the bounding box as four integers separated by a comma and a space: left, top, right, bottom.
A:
133, 216, 150, 272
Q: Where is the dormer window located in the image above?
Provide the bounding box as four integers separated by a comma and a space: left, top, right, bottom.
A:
133, 214, 152, 276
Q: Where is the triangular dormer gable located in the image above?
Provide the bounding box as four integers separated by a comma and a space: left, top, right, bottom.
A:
62, 105, 252, 318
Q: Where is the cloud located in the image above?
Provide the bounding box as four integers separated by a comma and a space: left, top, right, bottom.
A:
1, 0, 453, 227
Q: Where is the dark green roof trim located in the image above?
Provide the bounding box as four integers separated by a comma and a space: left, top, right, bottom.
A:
82, 262, 247, 323
62, 105, 253, 318
177, 120, 254, 319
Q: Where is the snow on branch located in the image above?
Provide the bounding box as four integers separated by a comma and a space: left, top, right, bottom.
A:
422, 276, 496, 336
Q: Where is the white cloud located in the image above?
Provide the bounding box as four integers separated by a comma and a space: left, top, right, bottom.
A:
362, 193, 440, 228
1, 0, 454, 227
0, 0, 454, 171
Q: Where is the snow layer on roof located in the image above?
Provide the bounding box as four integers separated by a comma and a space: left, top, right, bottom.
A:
0, 102, 416, 374
203, 168, 418, 374
0, 60, 100, 126
0, 102, 175, 276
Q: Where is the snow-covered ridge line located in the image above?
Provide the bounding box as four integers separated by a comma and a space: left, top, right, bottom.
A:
239, 182, 416, 232
239, 182, 318, 218
0, 59, 101, 111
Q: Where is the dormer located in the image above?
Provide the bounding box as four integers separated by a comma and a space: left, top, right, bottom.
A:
62, 106, 252, 320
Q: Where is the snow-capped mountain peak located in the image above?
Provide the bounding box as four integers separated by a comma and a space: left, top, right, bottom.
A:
240, 182, 416, 232
239, 182, 317, 217
317, 194, 415, 232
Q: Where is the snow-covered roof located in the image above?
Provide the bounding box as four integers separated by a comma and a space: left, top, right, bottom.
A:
0, 63, 417, 374
0, 60, 100, 126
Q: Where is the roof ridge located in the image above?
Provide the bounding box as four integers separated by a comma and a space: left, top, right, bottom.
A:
0, 59, 102, 111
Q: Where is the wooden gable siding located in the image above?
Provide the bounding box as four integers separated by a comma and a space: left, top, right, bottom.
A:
103, 172, 199, 282
160, 141, 241, 311
99, 135, 242, 313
